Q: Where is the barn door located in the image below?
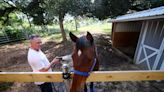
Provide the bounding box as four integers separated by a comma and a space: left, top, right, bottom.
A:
135, 20, 164, 70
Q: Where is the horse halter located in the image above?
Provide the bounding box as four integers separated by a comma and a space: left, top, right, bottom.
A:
72, 57, 97, 76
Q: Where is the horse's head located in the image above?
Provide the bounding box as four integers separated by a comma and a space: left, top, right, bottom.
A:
69, 32, 97, 72
69, 32, 99, 92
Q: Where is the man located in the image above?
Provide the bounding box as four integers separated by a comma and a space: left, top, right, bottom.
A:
27, 34, 60, 92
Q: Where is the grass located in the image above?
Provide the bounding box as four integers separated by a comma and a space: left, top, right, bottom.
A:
46, 33, 63, 42
43, 21, 112, 42
79, 22, 112, 34
0, 20, 112, 45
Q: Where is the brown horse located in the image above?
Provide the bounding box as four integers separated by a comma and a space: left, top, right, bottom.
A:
69, 32, 99, 92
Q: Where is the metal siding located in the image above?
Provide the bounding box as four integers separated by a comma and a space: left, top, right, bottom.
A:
144, 21, 163, 49
139, 48, 146, 61
134, 21, 145, 63
149, 55, 157, 69
139, 60, 149, 70
152, 21, 164, 70
135, 21, 149, 65
115, 22, 142, 32
157, 51, 164, 70
160, 24, 164, 37
135, 19, 164, 70
144, 21, 153, 46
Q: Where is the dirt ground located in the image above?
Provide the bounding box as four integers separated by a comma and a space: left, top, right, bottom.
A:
0, 34, 163, 92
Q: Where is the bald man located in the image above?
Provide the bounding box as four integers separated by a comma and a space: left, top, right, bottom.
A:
27, 34, 60, 92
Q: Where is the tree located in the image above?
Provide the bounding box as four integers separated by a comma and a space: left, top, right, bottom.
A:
90, 0, 132, 19
44, 0, 73, 41
131, 0, 164, 11
90, 0, 164, 19
69, 0, 91, 16
0, 0, 17, 25
44, 0, 92, 41
68, 0, 92, 31
1, 0, 163, 42
1, 0, 92, 42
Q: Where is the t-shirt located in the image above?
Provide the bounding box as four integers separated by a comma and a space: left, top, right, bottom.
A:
27, 48, 52, 85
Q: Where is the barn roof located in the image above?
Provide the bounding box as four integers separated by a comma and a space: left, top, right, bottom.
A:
110, 6, 164, 22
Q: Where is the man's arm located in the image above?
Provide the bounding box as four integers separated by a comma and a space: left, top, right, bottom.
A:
39, 58, 60, 72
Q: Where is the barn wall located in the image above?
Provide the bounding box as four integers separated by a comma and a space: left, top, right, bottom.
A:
134, 19, 164, 70
112, 32, 140, 47
134, 21, 146, 63
115, 21, 142, 32
112, 21, 142, 47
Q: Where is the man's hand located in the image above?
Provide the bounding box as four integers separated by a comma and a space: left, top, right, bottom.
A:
39, 58, 60, 72
52, 58, 60, 64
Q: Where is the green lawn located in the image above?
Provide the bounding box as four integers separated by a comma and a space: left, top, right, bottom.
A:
46, 22, 112, 42
79, 22, 112, 34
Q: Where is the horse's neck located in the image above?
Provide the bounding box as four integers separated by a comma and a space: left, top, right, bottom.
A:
70, 75, 87, 92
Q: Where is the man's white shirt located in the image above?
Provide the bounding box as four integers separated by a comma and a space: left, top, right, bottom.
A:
28, 48, 52, 85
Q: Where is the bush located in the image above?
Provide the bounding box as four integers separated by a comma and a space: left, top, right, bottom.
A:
0, 82, 13, 91
5, 27, 25, 40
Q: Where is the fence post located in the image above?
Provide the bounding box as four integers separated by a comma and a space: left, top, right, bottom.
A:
62, 64, 71, 92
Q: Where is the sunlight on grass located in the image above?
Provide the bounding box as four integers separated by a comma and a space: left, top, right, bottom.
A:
78, 22, 112, 34
42, 22, 112, 42
44, 33, 62, 42
4, 21, 112, 44
47, 30, 81, 42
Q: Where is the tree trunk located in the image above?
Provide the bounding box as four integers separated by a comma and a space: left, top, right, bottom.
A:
59, 16, 67, 41
74, 16, 78, 31
27, 15, 32, 28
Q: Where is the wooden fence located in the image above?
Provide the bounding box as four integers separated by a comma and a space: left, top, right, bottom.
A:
0, 70, 164, 82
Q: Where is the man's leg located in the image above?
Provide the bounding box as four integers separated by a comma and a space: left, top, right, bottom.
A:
38, 82, 53, 92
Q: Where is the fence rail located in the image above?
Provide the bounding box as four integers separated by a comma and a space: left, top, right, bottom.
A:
0, 70, 164, 82
0, 30, 26, 44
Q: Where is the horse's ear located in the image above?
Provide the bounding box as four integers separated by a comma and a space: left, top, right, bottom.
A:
69, 32, 78, 42
86, 31, 94, 44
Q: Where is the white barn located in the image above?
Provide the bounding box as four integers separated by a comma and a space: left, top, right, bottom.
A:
110, 6, 164, 70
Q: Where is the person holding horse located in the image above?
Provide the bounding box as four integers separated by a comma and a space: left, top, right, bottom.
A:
27, 34, 60, 92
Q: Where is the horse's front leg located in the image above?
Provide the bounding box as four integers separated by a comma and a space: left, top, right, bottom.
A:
84, 83, 88, 92
84, 82, 94, 92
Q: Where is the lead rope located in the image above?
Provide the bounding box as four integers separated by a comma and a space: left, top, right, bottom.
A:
89, 46, 98, 72
89, 47, 97, 92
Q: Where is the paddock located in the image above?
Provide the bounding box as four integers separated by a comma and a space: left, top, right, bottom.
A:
0, 34, 163, 91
